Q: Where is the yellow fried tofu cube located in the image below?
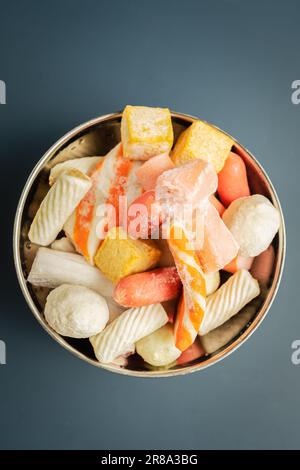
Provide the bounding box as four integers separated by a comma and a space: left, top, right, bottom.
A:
94, 227, 161, 283
171, 120, 234, 173
121, 105, 174, 160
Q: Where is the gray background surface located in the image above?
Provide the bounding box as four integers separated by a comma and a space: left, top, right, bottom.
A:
0, 0, 298, 450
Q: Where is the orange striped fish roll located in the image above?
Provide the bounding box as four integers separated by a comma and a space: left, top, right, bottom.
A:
64, 144, 142, 264
168, 225, 206, 351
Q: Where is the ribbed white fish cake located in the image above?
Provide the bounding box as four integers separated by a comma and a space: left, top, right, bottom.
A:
29, 169, 91, 246
90, 303, 168, 363
199, 269, 260, 336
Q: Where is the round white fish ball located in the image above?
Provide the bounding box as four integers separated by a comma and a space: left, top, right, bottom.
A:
205, 271, 220, 295
45, 284, 109, 338
136, 323, 181, 367
223, 195, 280, 257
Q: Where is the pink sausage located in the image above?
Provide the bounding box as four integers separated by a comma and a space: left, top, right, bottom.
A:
218, 152, 250, 207
250, 245, 275, 285
127, 190, 163, 239
177, 340, 205, 365
113, 267, 182, 307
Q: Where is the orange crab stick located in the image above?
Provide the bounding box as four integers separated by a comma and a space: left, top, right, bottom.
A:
168, 225, 206, 351
217, 152, 250, 207
223, 255, 254, 273
113, 267, 182, 307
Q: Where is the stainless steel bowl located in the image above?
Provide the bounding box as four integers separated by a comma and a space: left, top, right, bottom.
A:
13, 111, 286, 377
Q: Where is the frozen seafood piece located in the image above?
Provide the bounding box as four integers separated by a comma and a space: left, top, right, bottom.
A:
47, 129, 102, 168
201, 297, 261, 354
223, 195, 281, 257
136, 324, 181, 367
199, 270, 260, 336
29, 169, 92, 246
51, 237, 75, 253
94, 227, 161, 283
45, 284, 109, 338
90, 303, 168, 363
197, 203, 239, 273
171, 120, 233, 172
135, 153, 175, 190
177, 339, 205, 365
210, 194, 225, 216
121, 105, 173, 160
217, 152, 250, 207
250, 245, 275, 286
64, 144, 142, 263
28, 247, 114, 298
205, 271, 220, 295
113, 267, 182, 307
223, 255, 253, 273
168, 225, 206, 351
155, 159, 217, 213
49, 156, 102, 185
127, 190, 163, 239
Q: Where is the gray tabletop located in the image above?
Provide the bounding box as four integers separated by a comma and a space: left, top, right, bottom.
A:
0, 0, 298, 450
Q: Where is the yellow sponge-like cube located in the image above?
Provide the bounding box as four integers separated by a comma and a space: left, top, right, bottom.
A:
94, 227, 161, 283
171, 120, 234, 173
121, 105, 174, 160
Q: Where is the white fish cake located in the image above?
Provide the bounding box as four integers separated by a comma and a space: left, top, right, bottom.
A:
28, 247, 114, 298
29, 169, 92, 246
49, 156, 102, 185
199, 269, 260, 336
45, 284, 109, 338
223, 195, 280, 257
136, 324, 181, 367
90, 303, 168, 363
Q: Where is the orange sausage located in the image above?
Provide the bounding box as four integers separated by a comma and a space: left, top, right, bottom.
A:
127, 190, 163, 239
223, 255, 254, 273
177, 339, 205, 365
209, 194, 225, 216
250, 245, 275, 285
113, 267, 182, 307
217, 152, 250, 207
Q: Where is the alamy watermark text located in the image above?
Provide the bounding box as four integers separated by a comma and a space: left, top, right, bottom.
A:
0, 340, 6, 365
0, 80, 6, 104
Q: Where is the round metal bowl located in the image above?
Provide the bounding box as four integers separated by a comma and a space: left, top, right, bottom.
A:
13, 111, 286, 377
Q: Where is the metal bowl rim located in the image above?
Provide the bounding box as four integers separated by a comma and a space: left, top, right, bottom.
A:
13, 111, 286, 378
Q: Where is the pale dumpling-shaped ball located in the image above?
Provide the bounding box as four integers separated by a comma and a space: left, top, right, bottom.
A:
136, 323, 181, 367
222, 195, 280, 257
45, 284, 109, 338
